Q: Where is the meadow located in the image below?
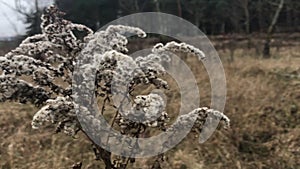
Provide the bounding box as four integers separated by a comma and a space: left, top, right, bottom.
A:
0, 41, 299, 169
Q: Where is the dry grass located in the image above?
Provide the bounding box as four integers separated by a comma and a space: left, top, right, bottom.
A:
0, 46, 299, 169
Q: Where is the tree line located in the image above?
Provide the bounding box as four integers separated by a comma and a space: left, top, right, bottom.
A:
4, 0, 299, 58
22, 0, 300, 35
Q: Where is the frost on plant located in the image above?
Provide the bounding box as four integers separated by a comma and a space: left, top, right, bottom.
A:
0, 5, 230, 169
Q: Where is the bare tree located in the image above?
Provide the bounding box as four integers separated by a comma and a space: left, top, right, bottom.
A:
263, 0, 285, 58
0, 11, 20, 36
0, 0, 31, 18
153, 0, 160, 12
237, 0, 250, 34
182, 0, 205, 28
176, 0, 182, 17
0, 0, 43, 35
118, 0, 151, 14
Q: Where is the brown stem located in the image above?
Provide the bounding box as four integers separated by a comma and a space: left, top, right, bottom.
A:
100, 95, 109, 115
105, 93, 131, 147
81, 129, 112, 169
123, 125, 142, 169
110, 93, 132, 129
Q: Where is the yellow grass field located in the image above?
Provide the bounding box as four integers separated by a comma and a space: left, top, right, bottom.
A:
0, 46, 299, 169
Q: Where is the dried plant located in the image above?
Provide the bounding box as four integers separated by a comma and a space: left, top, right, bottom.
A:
0, 5, 230, 169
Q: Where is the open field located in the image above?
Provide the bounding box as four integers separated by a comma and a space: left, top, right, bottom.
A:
0, 45, 299, 169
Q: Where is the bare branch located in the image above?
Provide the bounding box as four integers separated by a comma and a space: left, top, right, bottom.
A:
0, 11, 20, 35
0, 0, 31, 18
266, 0, 281, 7
267, 0, 285, 34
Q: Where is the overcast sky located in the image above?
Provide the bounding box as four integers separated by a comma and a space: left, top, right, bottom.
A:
0, 0, 53, 37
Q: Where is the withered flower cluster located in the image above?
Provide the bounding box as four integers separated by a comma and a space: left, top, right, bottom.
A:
0, 5, 229, 169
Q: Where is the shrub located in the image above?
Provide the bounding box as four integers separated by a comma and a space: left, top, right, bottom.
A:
0, 5, 230, 169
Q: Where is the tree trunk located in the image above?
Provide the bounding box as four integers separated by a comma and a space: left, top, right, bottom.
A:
194, 10, 200, 28
134, 0, 140, 12
176, 0, 182, 17
294, 9, 299, 29
257, 0, 263, 32
286, 6, 292, 30
243, 0, 250, 34
221, 22, 225, 34
154, 0, 160, 12
263, 0, 285, 58
242, 0, 251, 49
